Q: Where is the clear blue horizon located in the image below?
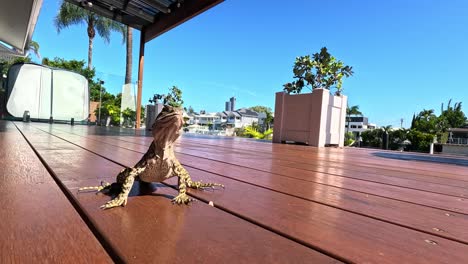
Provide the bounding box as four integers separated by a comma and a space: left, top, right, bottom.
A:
32, 0, 468, 128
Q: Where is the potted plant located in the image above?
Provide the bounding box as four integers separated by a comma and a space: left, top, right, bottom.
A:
273, 47, 353, 147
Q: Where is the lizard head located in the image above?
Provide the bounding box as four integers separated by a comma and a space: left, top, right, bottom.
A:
152, 105, 184, 149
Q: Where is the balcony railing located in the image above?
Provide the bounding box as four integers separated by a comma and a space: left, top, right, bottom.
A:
448, 137, 468, 145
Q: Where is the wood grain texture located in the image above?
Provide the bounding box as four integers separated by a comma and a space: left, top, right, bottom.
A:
24, 123, 468, 263
16, 123, 339, 264
0, 121, 112, 263
41, 124, 468, 243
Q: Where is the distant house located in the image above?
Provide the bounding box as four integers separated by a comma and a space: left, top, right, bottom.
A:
188, 112, 220, 128
442, 127, 468, 156
186, 103, 262, 131
221, 108, 259, 128
345, 116, 377, 135
447, 128, 468, 145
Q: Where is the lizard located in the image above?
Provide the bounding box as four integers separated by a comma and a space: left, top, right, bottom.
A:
79, 105, 224, 209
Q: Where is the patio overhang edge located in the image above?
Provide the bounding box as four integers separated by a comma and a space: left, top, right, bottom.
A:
143, 0, 224, 43
0, 0, 43, 54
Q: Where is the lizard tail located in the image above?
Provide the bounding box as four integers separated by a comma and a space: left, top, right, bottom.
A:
187, 179, 225, 189
78, 181, 111, 192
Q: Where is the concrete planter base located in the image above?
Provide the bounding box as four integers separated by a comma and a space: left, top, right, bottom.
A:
273, 89, 347, 147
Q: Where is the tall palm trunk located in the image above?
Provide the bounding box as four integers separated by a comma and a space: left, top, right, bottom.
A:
125, 26, 133, 84
88, 37, 93, 70
87, 17, 95, 70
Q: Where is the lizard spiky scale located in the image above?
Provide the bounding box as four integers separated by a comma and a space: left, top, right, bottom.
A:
79, 105, 224, 209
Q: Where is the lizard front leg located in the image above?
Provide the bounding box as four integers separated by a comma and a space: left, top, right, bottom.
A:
100, 167, 144, 209
172, 170, 193, 205
172, 161, 224, 205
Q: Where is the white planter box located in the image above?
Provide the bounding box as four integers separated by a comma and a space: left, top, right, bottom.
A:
273, 89, 347, 147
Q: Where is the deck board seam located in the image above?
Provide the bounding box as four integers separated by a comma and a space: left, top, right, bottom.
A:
41, 126, 468, 197
178, 138, 468, 179
30, 125, 468, 245
25, 125, 351, 262
13, 122, 124, 264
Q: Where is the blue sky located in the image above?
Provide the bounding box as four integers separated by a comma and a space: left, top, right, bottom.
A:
32, 0, 468, 127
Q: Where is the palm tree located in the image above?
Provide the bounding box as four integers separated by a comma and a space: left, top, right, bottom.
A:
54, 1, 126, 69
27, 40, 41, 59
125, 26, 133, 84
381, 125, 392, 133
346, 105, 362, 133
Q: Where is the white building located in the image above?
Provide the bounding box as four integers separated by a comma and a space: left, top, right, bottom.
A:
219, 108, 259, 128
187, 108, 260, 130
188, 112, 220, 127
345, 116, 377, 135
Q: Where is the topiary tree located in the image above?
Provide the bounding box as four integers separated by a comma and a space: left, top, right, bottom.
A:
283, 47, 354, 95
162, 86, 184, 108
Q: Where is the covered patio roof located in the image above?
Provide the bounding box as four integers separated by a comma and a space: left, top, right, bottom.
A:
66, 0, 224, 43
0, 0, 43, 55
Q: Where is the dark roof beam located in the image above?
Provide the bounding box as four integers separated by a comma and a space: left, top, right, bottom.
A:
144, 0, 223, 43
66, 1, 145, 29
124, 4, 155, 23
143, 0, 171, 14
95, 0, 155, 23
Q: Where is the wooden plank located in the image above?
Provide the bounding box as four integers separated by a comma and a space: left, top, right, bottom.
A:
0, 121, 112, 263
178, 137, 468, 178
39, 126, 468, 215
176, 145, 468, 197
29, 124, 468, 263
16, 123, 339, 263
42, 125, 468, 244
45, 125, 468, 188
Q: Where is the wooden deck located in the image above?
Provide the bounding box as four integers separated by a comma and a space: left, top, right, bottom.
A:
2, 120, 468, 263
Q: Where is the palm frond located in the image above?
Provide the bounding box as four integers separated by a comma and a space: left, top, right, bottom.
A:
54, 1, 88, 33
95, 17, 126, 44
28, 40, 41, 59
263, 129, 273, 137
243, 126, 263, 139
244, 126, 273, 140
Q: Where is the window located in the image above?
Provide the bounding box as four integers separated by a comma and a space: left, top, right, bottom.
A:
351, 125, 357, 128
358, 125, 362, 128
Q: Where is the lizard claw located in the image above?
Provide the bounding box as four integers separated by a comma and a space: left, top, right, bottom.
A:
100, 196, 128, 209
172, 193, 194, 205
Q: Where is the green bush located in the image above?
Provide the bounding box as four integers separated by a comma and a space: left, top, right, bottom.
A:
361, 129, 383, 148
242, 126, 273, 140
406, 130, 435, 152
344, 132, 355, 146
388, 129, 409, 150
439, 132, 449, 144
